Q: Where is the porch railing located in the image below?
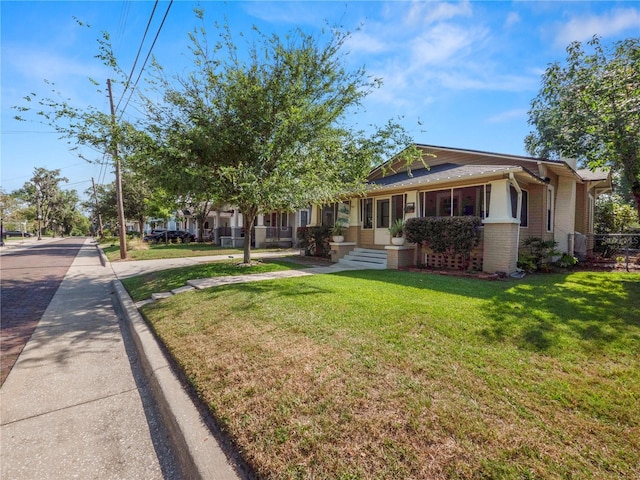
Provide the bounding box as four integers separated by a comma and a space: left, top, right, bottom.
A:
265, 226, 293, 239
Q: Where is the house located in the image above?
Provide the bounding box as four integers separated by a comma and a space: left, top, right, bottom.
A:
308, 144, 611, 274
145, 206, 309, 248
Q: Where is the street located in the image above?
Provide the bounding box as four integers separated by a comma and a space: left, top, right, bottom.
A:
1, 237, 84, 384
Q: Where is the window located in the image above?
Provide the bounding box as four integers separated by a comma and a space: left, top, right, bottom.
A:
300, 210, 309, 228
419, 185, 491, 218
456, 186, 481, 216
376, 199, 390, 228
281, 213, 288, 228
510, 186, 528, 227
547, 186, 555, 232
391, 195, 404, 222
361, 198, 373, 229
321, 204, 337, 227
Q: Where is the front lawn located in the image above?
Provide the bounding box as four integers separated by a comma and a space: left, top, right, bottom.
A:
101, 238, 292, 262
138, 270, 640, 479
121, 259, 308, 302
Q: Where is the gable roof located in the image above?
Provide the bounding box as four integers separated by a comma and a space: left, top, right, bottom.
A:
371, 144, 616, 189
368, 163, 547, 193
576, 168, 610, 182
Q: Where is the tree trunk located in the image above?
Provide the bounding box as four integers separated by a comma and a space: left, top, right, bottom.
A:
632, 180, 640, 224
242, 207, 258, 264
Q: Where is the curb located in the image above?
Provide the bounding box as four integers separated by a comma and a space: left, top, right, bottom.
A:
112, 280, 243, 480
95, 241, 108, 267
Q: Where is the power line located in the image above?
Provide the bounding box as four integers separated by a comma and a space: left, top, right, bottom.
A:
115, 0, 158, 112
118, 0, 173, 119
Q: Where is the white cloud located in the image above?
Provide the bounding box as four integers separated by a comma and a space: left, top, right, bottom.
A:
409, 23, 485, 66
8, 47, 105, 81
404, 0, 473, 26
486, 108, 529, 124
554, 7, 640, 45
345, 30, 389, 54
505, 12, 521, 29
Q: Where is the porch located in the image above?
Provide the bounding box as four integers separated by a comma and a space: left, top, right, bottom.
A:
254, 226, 294, 248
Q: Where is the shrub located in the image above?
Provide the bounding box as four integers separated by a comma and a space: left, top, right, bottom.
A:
555, 253, 578, 268
518, 237, 560, 272
405, 216, 482, 269
388, 218, 405, 237
296, 226, 332, 257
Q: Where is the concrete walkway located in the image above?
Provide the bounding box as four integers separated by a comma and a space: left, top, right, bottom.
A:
109, 249, 360, 308
1, 238, 180, 479
1, 238, 248, 479
109, 249, 308, 279
1, 238, 365, 479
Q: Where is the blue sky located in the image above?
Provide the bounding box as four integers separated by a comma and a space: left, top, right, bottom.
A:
2, 1, 639, 199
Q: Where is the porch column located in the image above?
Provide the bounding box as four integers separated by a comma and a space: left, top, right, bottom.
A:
555, 177, 576, 254
309, 205, 320, 226
214, 211, 221, 245
254, 214, 266, 248
483, 179, 519, 274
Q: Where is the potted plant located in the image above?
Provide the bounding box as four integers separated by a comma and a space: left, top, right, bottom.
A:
389, 218, 405, 245
332, 222, 346, 243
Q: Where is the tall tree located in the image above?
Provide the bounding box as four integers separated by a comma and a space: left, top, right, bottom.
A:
526, 36, 640, 220
13, 26, 149, 255
128, 125, 223, 243
146, 11, 419, 262
16, 168, 71, 234
48, 188, 82, 236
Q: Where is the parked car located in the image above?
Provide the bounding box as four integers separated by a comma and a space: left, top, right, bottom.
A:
145, 230, 195, 244
143, 229, 166, 242
178, 230, 196, 243
2, 230, 33, 238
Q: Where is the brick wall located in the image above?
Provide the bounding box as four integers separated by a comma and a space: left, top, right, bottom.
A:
483, 222, 519, 274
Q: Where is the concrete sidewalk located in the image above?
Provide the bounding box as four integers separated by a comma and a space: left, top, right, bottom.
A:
109, 249, 311, 279
0, 238, 242, 479
2, 239, 363, 479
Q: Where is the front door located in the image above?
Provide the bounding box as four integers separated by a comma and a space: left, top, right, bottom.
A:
374, 198, 390, 245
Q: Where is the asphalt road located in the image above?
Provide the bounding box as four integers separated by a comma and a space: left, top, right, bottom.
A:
0, 237, 84, 385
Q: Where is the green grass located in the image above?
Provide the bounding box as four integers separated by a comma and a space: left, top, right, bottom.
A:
121, 259, 307, 301
137, 270, 640, 479
101, 237, 292, 262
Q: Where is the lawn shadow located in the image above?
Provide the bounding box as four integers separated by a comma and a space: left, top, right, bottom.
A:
480, 272, 640, 353
327, 269, 640, 354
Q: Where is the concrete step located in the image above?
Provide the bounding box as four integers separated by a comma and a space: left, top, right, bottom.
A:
338, 259, 387, 270
338, 248, 387, 269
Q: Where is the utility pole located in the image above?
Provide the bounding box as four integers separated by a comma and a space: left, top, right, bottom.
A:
107, 79, 127, 260
91, 177, 104, 239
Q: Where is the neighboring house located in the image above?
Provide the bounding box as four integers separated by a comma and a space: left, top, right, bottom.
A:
202, 207, 310, 248
145, 206, 310, 248
253, 208, 311, 248
309, 144, 611, 274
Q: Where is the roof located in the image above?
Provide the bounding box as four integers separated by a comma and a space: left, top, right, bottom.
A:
577, 168, 610, 182
371, 143, 586, 181
368, 163, 547, 191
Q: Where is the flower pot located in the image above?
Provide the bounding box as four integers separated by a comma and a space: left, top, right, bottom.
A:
391, 237, 406, 246
333, 235, 344, 243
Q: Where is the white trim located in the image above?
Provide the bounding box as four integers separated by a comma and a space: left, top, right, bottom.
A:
547, 185, 555, 233
587, 194, 595, 234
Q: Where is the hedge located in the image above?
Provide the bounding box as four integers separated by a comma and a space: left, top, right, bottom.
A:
404, 216, 482, 269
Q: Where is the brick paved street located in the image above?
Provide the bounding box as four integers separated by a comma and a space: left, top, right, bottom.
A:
0, 237, 85, 385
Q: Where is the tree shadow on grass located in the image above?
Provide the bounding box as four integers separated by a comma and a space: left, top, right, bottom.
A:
327, 269, 640, 355
471, 272, 639, 354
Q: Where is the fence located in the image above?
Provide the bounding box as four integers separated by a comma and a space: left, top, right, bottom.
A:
590, 233, 640, 272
